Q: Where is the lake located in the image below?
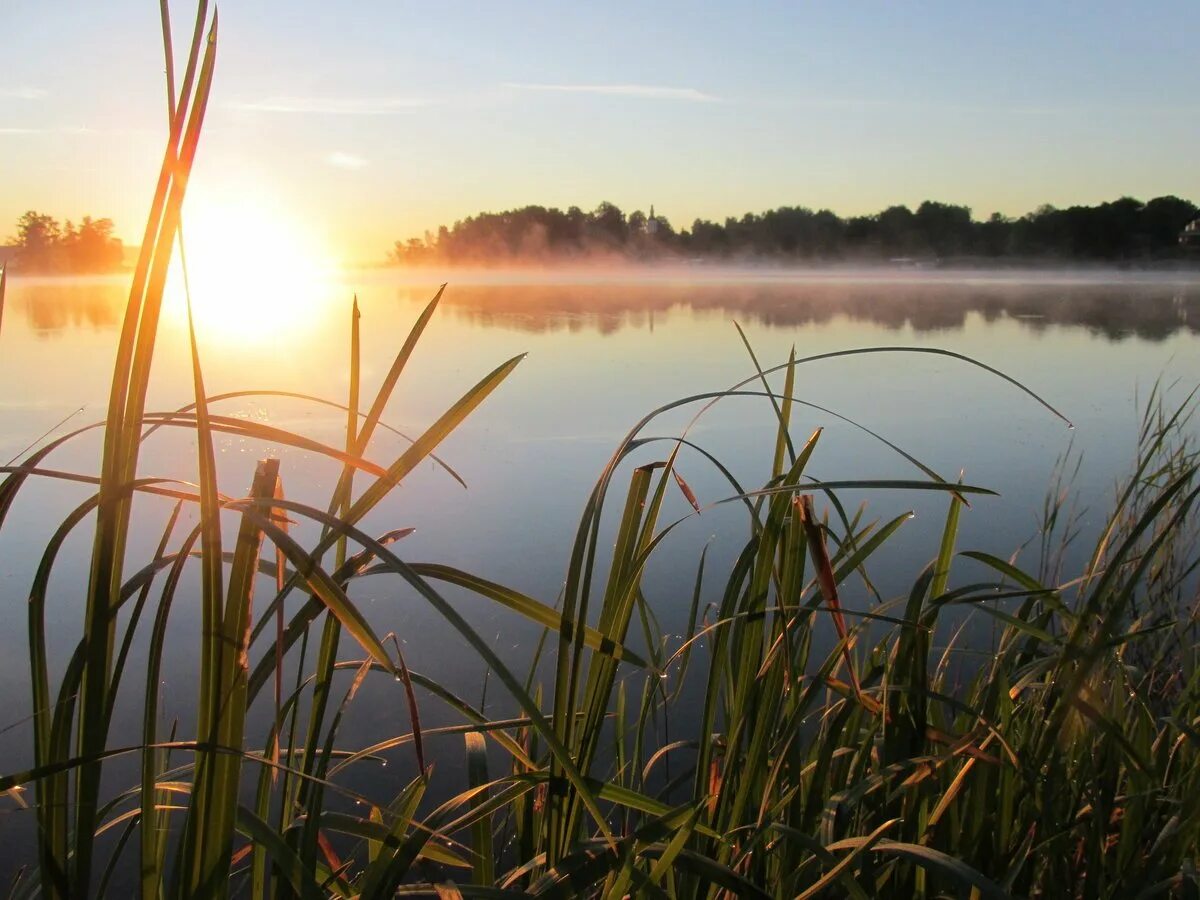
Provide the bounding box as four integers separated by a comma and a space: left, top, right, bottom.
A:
1, 268, 1199, 872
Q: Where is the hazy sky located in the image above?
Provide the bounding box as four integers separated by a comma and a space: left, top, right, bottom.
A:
3, 1, 1200, 263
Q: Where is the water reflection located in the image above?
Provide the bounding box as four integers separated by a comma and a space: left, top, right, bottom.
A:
14, 278, 125, 335
9, 271, 338, 347
9, 273, 1200, 343
433, 281, 1200, 342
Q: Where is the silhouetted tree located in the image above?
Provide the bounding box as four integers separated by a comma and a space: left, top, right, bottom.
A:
387, 195, 1200, 266
62, 217, 123, 271
915, 201, 972, 256
589, 201, 628, 248
8, 210, 123, 272
1141, 196, 1198, 251
978, 212, 1013, 257
877, 206, 917, 256
13, 211, 63, 270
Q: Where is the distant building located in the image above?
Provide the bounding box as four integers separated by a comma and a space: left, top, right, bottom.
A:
646, 205, 659, 236
1179, 219, 1200, 247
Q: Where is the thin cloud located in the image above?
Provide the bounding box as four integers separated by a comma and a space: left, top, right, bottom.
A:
504, 82, 717, 102
327, 151, 368, 170
0, 125, 90, 136
227, 96, 431, 115
771, 95, 1200, 117
0, 86, 47, 100
1005, 102, 1200, 116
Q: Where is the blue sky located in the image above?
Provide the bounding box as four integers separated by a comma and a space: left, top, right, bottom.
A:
3, 1, 1199, 262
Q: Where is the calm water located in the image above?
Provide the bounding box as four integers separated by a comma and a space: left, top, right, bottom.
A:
1, 269, 1199, 865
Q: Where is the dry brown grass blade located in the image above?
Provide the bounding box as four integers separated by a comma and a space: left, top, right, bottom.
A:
673, 468, 702, 513
707, 753, 723, 819
316, 828, 346, 880
229, 843, 253, 868
797, 495, 862, 698
823, 676, 1002, 764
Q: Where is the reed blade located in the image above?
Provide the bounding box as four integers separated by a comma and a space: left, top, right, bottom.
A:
71, 8, 217, 895
0, 264, 7, 339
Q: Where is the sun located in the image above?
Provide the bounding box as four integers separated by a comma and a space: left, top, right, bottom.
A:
165, 190, 339, 345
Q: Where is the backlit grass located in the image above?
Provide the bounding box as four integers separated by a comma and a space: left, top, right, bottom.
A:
1, 4, 1198, 898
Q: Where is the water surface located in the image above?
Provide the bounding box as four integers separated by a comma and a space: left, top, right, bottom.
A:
1, 269, 1198, 862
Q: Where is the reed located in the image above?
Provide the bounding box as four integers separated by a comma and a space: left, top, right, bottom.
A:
0, 263, 7, 339
1, 3, 1199, 898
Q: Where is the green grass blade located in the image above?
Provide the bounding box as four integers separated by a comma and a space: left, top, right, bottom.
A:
74, 7, 216, 893
732, 322, 795, 469
407, 563, 649, 668
821, 839, 1011, 900
297, 298, 362, 877
345, 353, 525, 528
152, 389, 466, 488
465, 732, 495, 886
233, 497, 615, 846
795, 819, 897, 900
183, 461, 277, 898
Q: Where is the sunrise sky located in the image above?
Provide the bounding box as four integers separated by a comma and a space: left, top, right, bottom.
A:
4, 0, 1200, 265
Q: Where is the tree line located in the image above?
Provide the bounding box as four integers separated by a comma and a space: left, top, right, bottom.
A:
391, 196, 1200, 266
5, 211, 124, 273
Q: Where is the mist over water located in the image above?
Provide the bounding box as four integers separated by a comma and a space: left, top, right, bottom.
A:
394, 267, 1200, 341
12, 266, 1200, 340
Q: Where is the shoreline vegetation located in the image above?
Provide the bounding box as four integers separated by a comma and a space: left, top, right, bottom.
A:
2, 211, 125, 274
10, 194, 1200, 277
3, 4, 1200, 899
390, 196, 1200, 268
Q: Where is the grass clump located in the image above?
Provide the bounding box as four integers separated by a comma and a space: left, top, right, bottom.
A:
2, 3, 1200, 898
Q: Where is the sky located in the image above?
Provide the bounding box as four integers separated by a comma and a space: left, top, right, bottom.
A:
3, 0, 1200, 264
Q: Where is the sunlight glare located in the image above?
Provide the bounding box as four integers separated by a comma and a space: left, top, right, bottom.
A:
165, 191, 337, 345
